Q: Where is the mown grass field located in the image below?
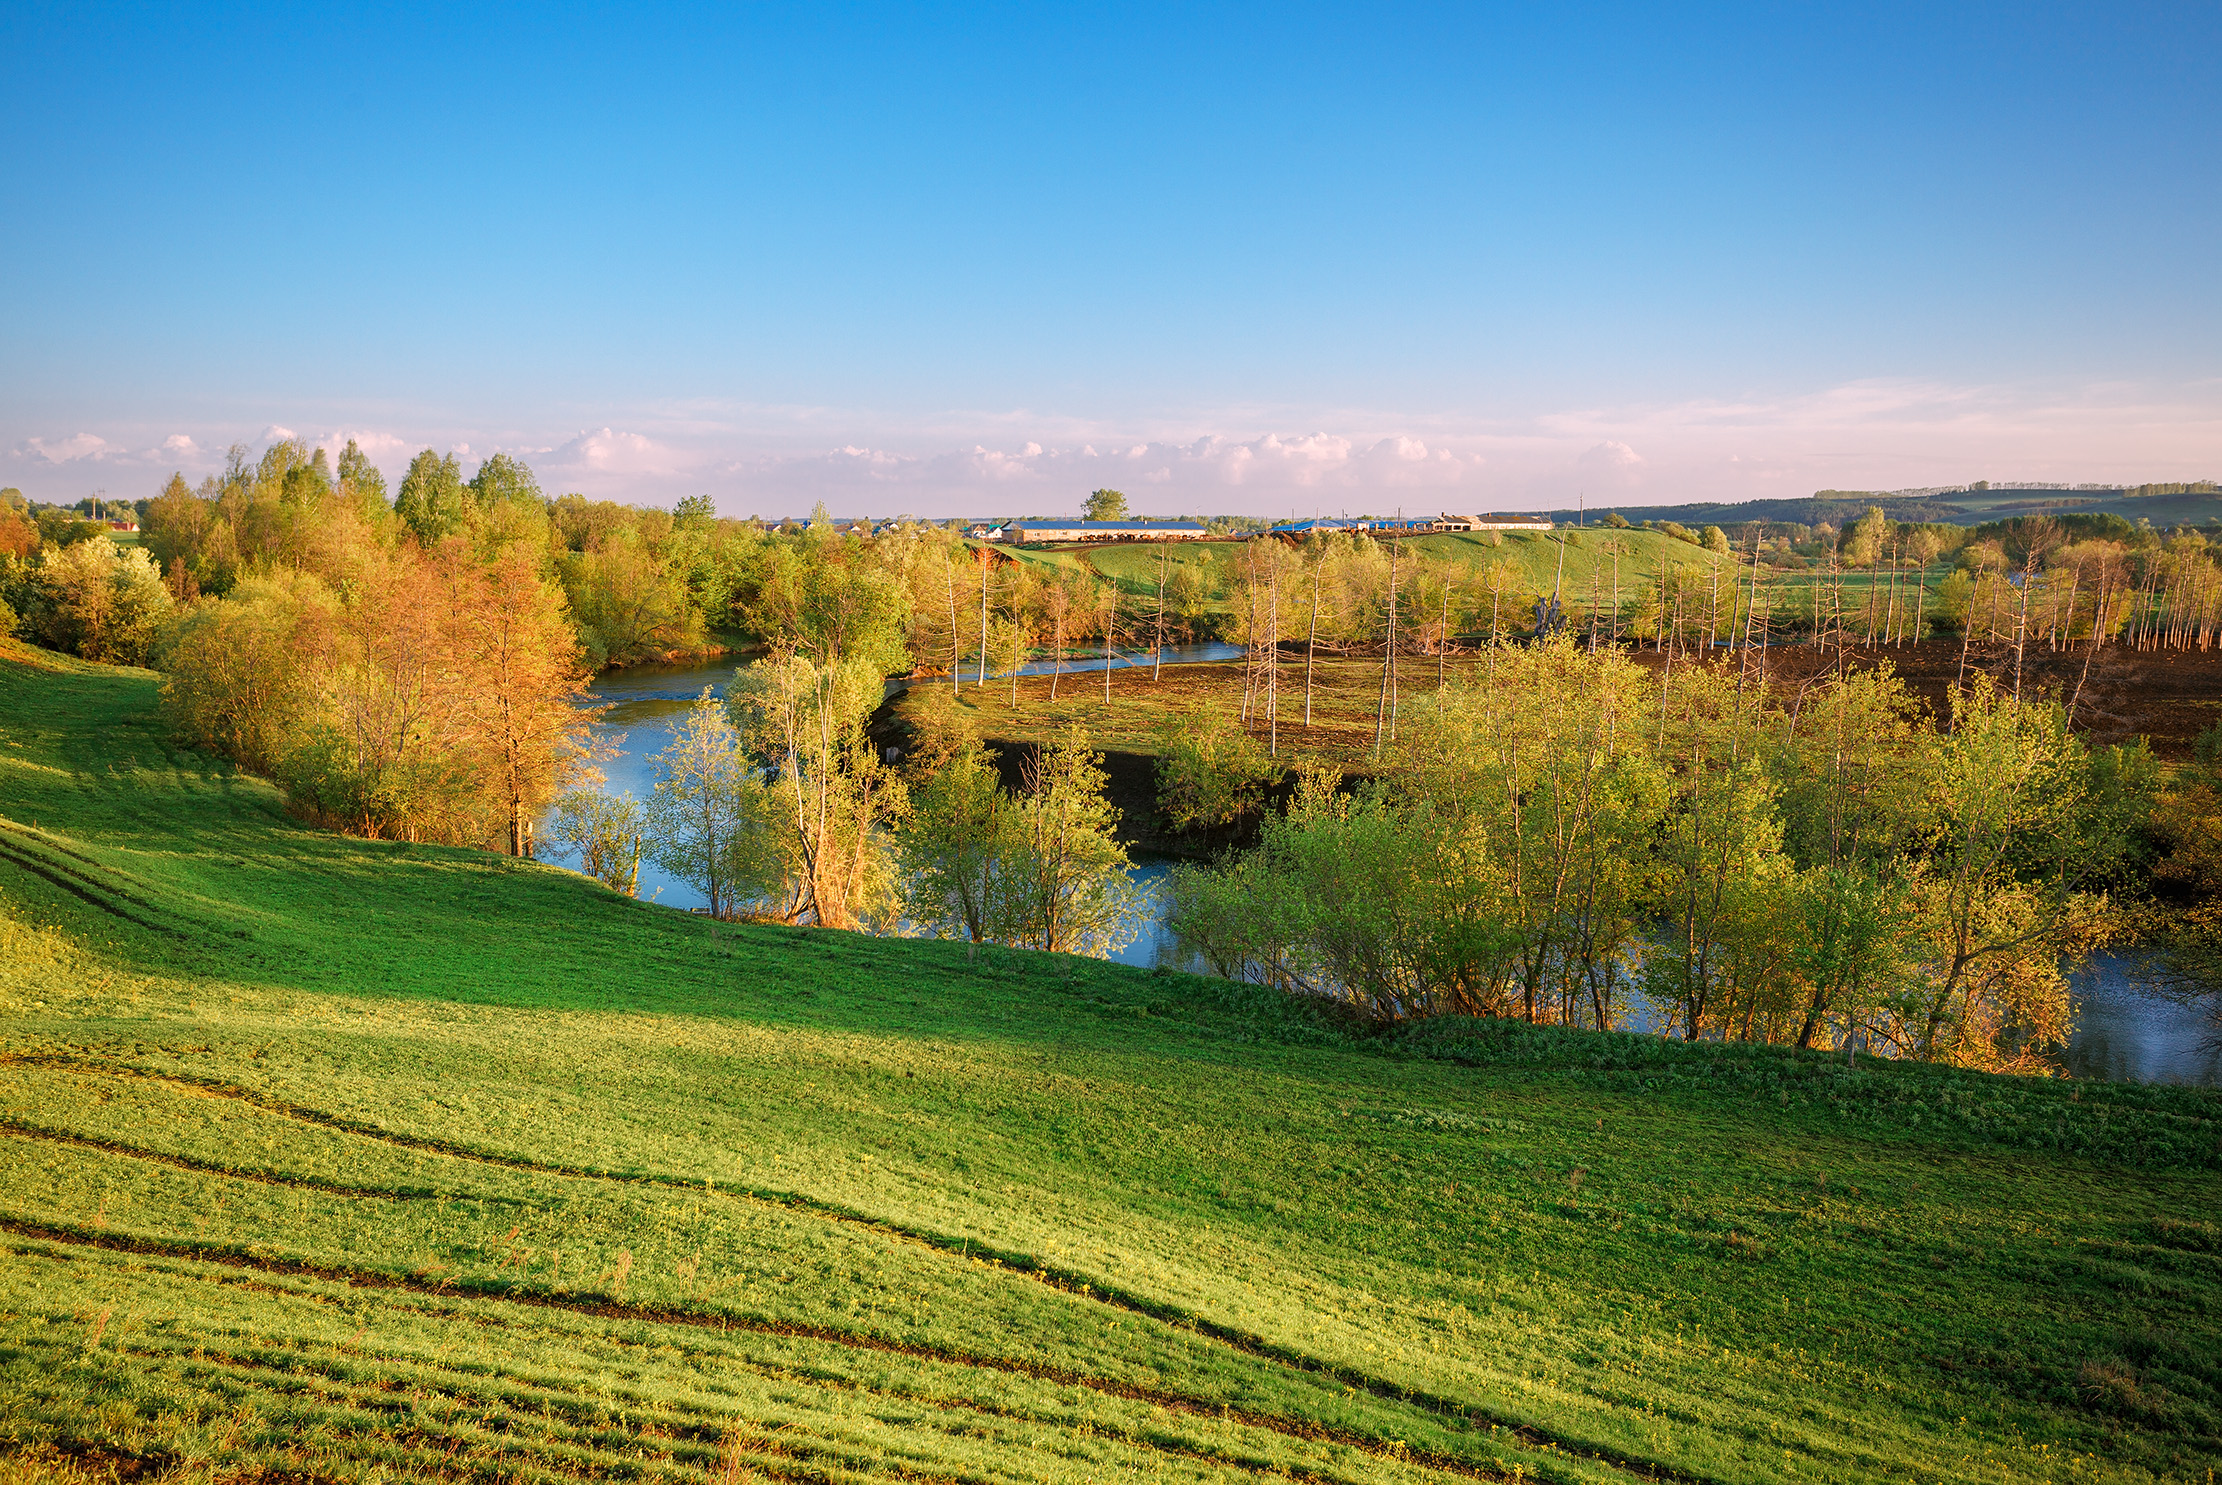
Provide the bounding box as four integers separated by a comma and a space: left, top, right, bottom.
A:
2, 638, 2220, 1485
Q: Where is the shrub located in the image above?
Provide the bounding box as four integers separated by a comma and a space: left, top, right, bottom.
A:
1154, 711, 1282, 831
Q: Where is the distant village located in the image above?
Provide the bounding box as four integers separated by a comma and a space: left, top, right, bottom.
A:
797, 512, 1559, 543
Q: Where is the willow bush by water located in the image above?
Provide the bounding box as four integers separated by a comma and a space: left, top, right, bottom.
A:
1166, 634, 2161, 1073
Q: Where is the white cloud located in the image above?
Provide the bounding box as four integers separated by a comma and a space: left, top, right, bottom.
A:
1578, 440, 1645, 468
15, 432, 114, 464
321, 430, 416, 461
540, 427, 680, 477
259, 424, 296, 444
5, 374, 2214, 513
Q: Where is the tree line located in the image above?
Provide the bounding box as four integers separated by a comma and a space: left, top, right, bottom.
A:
1162, 637, 2169, 1073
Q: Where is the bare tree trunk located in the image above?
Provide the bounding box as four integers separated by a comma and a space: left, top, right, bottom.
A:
1268, 553, 1280, 758
1611, 544, 1621, 646
1241, 547, 1259, 723
1436, 568, 1450, 688
1305, 563, 1319, 727
1050, 601, 1064, 700
1153, 543, 1168, 681
1885, 537, 1900, 646
2069, 569, 2108, 730
1377, 533, 1395, 742
1706, 561, 1721, 657
1956, 571, 1976, 692
2012, 560, 2033, 703
946, 554, 961, 697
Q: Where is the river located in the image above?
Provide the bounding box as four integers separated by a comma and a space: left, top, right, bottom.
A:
552, 657, 2220, 1089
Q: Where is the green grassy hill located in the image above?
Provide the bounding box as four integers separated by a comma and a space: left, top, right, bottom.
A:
1543, 491, 2222, 532
1000, 528, 1730, 608
2, 639, 2219, 1485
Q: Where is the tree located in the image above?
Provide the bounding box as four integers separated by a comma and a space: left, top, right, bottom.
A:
1396, 635, 1662, 1026
729, 652, 906, 929
1005, 726, 1141, 956
274, 547, 476, 841
900, 743, 1017, 944
1891, 677, 2152, 1070
336, 440, 388, 512
395, 450, 468, 545
560, 526, 706, 665
1084, 488, 1129, 521
643, 689, 779, 918
158, 570, 332, 773
439, 544, 597, 857
1154, 711, 1281, 830
0, 490, 36, 560
30, 536, 172, 664
469, 452, 543, 512
550, 790, 648, 895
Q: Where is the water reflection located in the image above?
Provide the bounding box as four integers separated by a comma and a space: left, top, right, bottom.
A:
553, 656, 1228, 931
2065, 955, 2221, 1088
555, 660, 2221, 1088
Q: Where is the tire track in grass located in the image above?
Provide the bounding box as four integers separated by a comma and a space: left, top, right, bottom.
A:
24, 1241, 1484, 1485
93, 1338, 915, 1485
0, 839, 183, 938
0, 1118, 531, 1204
153, 1332, 1409, 1485
3, 1220, 1618, 1485
7, 1052, 1715, 1485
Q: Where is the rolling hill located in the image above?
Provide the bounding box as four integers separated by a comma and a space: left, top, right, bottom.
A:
1, 638, 2218, 1485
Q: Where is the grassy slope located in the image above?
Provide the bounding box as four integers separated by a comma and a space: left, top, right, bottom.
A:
1, 639, 2218, 1485
1002, 530, 1733, 607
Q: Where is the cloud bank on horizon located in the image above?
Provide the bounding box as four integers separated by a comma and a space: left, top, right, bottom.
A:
10, 377, 2216, 518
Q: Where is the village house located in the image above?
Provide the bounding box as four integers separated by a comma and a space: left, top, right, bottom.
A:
1001, 519, 1208, 544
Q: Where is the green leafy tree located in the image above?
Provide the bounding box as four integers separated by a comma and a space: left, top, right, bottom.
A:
1084, 488, 1129, 521
730, 653, 907, 929
900, 743, 1017, 945
336, 439, 388, 511
1005, 726, 1141, 956
157, 570, 333, 773
30, 535, 172, 664
395, 450, 468, 545
1154, 711, 1281, 830
1893, 677, 2154, 1069
643, 689, 780, 919
551, 790, 648, 896
468, 452, 542, 511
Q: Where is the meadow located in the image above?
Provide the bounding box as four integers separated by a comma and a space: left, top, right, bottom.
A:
897, 655, 1492, 764
1000, 528, 1735, 610
2, 638, 2219, 1484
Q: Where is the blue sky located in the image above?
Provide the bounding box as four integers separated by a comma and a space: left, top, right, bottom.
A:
3, 2, 2216, 514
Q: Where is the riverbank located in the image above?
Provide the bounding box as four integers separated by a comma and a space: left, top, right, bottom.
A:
881, 635, 2222, 762
4, 637, 2220, 1485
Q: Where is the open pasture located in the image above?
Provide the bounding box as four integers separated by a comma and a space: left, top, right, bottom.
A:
1, 640, 2218, 1484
